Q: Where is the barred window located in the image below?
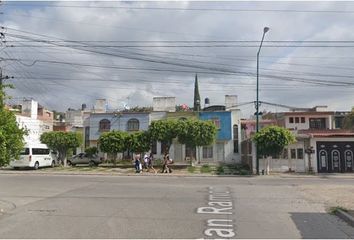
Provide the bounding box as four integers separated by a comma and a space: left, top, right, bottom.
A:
99, 119, 110, 132
203, 146, 213, 158
127, 118, 139, 131
297, 148, 304, 159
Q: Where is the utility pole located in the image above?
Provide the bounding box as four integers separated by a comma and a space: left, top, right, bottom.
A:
0, 68, 14, 109
255, 27, 269, 175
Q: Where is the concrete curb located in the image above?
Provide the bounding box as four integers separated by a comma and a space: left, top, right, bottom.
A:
335, 210, 354, 227
0, 169, 254, 178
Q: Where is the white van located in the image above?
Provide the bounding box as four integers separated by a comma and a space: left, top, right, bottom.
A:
10, 143, 56, 170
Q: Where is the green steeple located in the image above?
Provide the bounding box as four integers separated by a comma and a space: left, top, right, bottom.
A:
193, 74, 201, 111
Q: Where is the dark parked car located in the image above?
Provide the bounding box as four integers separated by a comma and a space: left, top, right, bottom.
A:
67, 153, 102, 167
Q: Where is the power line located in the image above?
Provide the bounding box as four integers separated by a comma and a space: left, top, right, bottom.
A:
4, 3, 354, 14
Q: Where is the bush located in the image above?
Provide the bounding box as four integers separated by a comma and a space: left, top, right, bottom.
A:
200, 164, 212, 173
85, 147, 98, 157
216, 165, 224, 174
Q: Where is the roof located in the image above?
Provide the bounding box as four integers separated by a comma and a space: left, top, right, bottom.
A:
283, 111, 334, 116
241, 119, 277, 124
298, 129, 354, 138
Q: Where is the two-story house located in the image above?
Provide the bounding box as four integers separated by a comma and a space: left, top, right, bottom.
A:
276, 106, 353, 173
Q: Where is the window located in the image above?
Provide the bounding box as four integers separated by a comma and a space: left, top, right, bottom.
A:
233, 124, 239, 153
127, 118, 139, 131
282, 149, 288, 159
20, 148, 30, 155
289, 117, 294, 123
297, 148, 304, 159
32, 148, 50, 155
334, 117, 344, 129
301, 117, 305, 123
212, 118, 221, 129
85, 127, 90, 148
295, 117, 299, 123
309, 118, 326, 129
203, 146, 213, 158
99, 119, 111, 132
290, 149, 296, 159
151, 141, 157, 154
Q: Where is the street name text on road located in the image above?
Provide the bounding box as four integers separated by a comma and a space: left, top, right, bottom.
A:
197, 186, 236, 238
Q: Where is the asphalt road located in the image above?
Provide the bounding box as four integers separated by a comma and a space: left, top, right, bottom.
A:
0, 173, 353, 239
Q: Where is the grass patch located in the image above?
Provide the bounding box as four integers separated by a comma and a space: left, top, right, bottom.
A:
216, 165, 224, 174
200, 164, 212, 173
188, 166, 196, 173
216, 163, 251, 175
329, 206, 348, 214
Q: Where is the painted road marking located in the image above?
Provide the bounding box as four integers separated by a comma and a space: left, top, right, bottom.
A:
197, 186, 236, 238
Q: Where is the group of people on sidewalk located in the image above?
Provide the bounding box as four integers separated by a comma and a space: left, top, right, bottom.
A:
133, 152, 173, 174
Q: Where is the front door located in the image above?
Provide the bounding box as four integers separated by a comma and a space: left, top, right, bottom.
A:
317, 141, 354, 173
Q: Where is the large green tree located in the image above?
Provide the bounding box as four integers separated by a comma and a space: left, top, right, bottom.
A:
177, 119, 217, 162
98, 130, 127, 164
0, 109, 27, 166
40, 131, 82, 167
125, 131, 151, 155
253, 126, 295, 158
148, 119, 179, 154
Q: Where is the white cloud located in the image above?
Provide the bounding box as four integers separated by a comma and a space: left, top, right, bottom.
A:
1, 1, 354, 116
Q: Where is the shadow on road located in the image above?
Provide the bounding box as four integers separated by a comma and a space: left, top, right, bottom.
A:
290, 212, 354, 239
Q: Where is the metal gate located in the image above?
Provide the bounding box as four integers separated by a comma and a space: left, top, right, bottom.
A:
317, 141, 354, 173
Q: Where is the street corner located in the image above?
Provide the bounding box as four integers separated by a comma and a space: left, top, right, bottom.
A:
335, 209, 354, 228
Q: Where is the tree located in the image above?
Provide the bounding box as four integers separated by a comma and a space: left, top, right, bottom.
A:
343, 107, 354, 130
253, 126, 295, 157
125, 131, 151, 156
148, 119, 179, 154
0, 109, 27, 166
253, 126, 296, 173
40, 131, 82, 167
193, 74, 201, 111
85, 146, 98, 157
177, 119, 217, 163
98, 130, 127, 165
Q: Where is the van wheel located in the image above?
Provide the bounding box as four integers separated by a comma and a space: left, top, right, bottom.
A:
89, 161, 95, 167
51, 161, 55, 168
34, 162, 39, 170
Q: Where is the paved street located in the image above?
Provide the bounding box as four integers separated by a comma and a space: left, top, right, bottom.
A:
0, 173, 353, 239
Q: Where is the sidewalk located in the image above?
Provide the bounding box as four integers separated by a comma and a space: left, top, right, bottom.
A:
276, 172, 354, 179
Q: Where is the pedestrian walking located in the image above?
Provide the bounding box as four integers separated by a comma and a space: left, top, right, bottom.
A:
162, 153, 173, 173
143, 153, 149, 171
134, 154, 142, 173
148, 152, 157, 174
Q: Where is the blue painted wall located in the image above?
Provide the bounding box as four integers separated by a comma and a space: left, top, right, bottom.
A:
199, 111, 232, 141
89, 112, 150, 140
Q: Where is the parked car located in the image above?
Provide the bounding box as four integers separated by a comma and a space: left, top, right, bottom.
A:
67, 153, 102, 167
10, 143, 56, 170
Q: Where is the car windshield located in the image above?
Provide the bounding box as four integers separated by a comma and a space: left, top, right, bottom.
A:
20, 148, 30, 155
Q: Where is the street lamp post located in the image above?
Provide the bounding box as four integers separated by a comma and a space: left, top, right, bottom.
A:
256, 27, 269, 175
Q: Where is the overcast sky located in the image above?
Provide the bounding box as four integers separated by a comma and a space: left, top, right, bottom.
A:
1, 1, 354, 117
